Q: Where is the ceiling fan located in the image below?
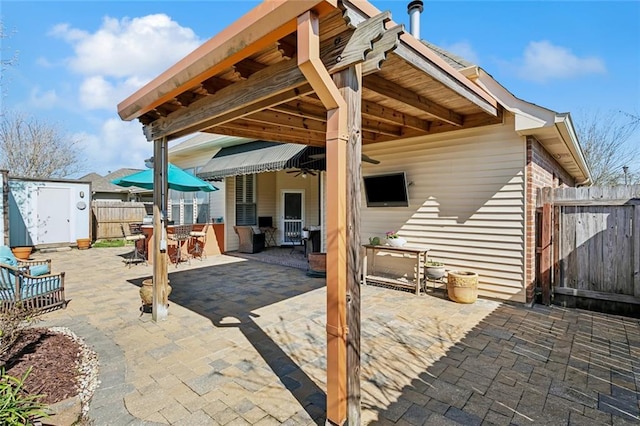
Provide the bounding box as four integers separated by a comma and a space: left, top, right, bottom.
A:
305, 153, 380, 164
286, 168, 317, 178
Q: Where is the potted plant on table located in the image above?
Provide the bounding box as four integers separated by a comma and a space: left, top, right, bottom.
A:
425, 258, 446, 280
385, 230, 407, 247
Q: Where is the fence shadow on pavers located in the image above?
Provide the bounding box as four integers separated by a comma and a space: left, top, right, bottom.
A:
128, 260, 328, 424
366, 302, 640, 425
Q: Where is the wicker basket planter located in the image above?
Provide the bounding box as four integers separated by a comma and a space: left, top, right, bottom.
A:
447, 270, 478, 303
307, 253, 326, 277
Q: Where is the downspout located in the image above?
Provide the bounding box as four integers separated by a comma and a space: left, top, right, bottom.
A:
297, 11, 349, 425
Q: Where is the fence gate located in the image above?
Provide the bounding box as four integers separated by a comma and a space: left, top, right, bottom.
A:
538, 186, 640, 314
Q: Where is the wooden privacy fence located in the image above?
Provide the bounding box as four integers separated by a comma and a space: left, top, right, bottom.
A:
537, 185, 640, 311
91, 200, 148, 240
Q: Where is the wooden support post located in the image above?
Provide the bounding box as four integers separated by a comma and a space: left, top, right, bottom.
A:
325, 109, 348, 425
634, 205, 640, 298
152, 137, 169, 321
334, 65, 362, 425
541, 202, 552, 305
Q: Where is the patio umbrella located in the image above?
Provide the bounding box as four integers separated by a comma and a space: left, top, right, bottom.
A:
111, 163, 218, 192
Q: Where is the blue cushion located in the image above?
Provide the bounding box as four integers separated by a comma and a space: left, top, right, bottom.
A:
0, 246, 17, 266
29, 264, 49, 276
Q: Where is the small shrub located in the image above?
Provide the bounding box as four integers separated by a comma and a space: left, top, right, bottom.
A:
426, 259, 444, 267
0, 305, 42, 357
0, 367, 48, 425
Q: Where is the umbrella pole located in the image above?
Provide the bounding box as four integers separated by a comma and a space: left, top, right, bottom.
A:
152, 137, 170, 321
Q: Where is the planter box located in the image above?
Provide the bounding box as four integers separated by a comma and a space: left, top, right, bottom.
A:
307, 253, 326, 277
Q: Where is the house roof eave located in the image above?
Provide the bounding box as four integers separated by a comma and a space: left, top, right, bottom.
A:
464, 66, 592, 184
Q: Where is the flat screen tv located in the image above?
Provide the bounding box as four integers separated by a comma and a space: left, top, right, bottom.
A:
363, 172, 409, 207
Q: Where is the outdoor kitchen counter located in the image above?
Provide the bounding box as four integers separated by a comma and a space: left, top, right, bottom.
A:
141, 223, 225, 264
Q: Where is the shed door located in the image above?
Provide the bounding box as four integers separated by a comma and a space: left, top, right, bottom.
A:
37, 187, 71, 244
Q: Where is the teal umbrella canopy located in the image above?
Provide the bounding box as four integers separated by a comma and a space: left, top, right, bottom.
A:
111, 163, 218, 192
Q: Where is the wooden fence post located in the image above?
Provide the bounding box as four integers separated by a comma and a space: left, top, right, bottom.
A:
541, 203, 552, 305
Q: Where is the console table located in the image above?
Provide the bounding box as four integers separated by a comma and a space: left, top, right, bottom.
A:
362, 244, 429, 295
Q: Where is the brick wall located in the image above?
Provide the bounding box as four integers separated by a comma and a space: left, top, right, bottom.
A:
525, 137, 574, 303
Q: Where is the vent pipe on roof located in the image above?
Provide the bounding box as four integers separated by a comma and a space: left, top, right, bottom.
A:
407, 0, 424, 39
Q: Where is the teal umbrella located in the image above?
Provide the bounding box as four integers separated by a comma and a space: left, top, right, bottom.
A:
112, 163, 218, 192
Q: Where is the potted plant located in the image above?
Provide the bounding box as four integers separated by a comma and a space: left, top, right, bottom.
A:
447, 270, 479, 303
425, 259, 445, 280
385, 230, 406, 247
10, 245, 33, 260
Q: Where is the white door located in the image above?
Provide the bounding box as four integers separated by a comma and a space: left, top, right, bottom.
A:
37, 187, 71, 244
281, 190, 304, 245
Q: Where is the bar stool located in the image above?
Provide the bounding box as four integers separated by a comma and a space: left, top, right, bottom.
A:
168, 224, 192, 267
189, 225, 207, 260
121, 223, 147, 268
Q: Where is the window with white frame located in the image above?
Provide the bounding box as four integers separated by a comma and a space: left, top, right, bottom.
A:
235, 174, 256, 225
168, 167, 210, 225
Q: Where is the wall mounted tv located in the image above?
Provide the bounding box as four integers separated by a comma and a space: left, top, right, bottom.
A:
363, 172, 410, 207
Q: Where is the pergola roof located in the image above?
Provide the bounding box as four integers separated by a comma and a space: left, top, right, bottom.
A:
117, 0, 501, 145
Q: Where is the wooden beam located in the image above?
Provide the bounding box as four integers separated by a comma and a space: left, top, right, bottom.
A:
361, 100, 430, 132
339, 0, 498, 116
334, 65, 363, 425
145, 57, 308, 140
364, 74, 463, 126
554, 287, 640, 305
233, 58, 268, 79
118, 0, 337, 121
152, 137, 169, 322
271, 102, 400, 137
226, 118, 327, 142
244, 110, 327, 133
208, 126, 325, 146
394, 42, 498, 117
201, 76, 234, 94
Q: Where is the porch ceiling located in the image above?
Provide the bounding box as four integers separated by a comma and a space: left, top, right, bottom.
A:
117, 0, 501, 146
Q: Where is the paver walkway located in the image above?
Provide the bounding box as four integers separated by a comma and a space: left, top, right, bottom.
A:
38, 246, 639, 425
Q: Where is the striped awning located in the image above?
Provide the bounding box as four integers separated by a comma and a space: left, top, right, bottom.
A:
197, 141, 308, 180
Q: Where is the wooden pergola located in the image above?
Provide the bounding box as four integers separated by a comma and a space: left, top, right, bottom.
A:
118, 1, 500, 423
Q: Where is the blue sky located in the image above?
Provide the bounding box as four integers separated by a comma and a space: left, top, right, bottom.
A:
2, 1, 639, 177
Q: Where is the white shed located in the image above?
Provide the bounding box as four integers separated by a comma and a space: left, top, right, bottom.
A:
6, 176, 91, 248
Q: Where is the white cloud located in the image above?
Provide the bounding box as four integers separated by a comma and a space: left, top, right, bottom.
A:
29, 87, 58, 109
510, 40, 606, 83
440, 41, 479, 65
76, 119, 152, 175
51, 14, 202, 110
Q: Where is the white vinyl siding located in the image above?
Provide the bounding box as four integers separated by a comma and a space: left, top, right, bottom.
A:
361, 114, 526, 302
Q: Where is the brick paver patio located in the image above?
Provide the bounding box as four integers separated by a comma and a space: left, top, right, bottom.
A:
38, 246, 639, 425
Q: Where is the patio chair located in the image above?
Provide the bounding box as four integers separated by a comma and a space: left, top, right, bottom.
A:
168, 224, 193, 266
121, 223, 147, 268
0, 246, 66, 314
233, 226, 265, 254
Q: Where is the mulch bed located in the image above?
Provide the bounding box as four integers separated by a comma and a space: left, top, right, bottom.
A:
0, 328, 81, 404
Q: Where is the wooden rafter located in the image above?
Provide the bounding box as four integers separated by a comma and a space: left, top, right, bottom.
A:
364, 74, 463, 126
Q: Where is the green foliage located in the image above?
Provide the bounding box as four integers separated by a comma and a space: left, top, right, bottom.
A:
0, 367, 48, 425
426, 259, 444, 267
368, 236, 381, 245
90, 239, 125, 248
